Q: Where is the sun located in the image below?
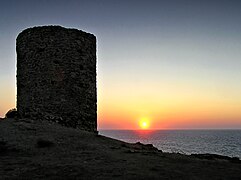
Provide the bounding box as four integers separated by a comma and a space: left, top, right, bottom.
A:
139, 118, 150, 129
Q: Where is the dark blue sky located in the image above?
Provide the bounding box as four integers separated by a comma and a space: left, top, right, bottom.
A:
1, 0, 241, 38
1, 0, 241, 128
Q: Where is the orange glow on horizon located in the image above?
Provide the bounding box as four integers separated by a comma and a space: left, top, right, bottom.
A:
97, 80, 241, 129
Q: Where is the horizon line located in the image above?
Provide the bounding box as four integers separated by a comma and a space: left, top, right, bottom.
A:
98, 128, 241, 131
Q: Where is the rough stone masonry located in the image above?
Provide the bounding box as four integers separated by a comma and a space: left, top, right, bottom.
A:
16, 26, 97, 132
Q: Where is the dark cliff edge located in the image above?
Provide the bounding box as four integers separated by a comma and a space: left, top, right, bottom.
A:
0, 118, 241, 179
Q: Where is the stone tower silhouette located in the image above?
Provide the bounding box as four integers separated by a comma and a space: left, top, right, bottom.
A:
16, 26, 97, 132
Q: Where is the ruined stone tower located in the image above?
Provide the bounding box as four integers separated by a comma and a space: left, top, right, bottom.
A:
16, 26, 97, 132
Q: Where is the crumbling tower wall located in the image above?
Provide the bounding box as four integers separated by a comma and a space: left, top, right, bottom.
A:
16, 26, 97, 132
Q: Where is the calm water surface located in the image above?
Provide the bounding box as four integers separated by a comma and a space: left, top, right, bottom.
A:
100, 130, 241, 158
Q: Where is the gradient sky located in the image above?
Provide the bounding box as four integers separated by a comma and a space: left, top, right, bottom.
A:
1, 0, 241, 129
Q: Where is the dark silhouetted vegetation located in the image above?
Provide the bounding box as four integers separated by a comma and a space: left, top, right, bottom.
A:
5, 108, 17, 118
36, 138, 54, 148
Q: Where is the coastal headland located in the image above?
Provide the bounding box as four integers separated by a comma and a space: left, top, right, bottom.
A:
0, 118, 240, 179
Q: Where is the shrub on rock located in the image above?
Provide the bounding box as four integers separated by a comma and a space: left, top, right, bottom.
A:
5, 108, 18, 118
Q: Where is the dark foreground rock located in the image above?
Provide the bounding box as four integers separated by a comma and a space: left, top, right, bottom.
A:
0, 118, 241, 179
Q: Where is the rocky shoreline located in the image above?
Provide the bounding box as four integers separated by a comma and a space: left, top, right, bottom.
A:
1, 118, 241, 179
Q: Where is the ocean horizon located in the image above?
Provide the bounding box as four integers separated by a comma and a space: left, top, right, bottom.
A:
100, 129, 241, 158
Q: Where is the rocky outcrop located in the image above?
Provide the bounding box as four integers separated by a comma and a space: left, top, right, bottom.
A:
16, 26, 97, 132
191, 153, 240, 162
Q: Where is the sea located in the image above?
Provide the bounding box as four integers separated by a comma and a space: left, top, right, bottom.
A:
99, 130, 241, 158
